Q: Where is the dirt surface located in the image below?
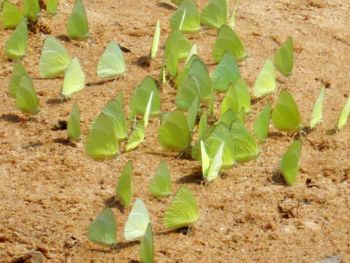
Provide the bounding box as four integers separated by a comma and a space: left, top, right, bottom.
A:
1, 0, 350, 262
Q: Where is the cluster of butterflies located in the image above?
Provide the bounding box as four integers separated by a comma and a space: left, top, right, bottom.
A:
3, 0, 350, 262
3, 0, 90, 112
88, 161, 198, 262
1, 0, 58, 28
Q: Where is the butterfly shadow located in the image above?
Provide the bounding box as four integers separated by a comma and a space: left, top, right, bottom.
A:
53, 138, 76, 147
326, 128, 337, 135
251, 96, 265, 105
116, 240, 139, 250
175, 150, 194, 160
46, 97, 67, 105
158, 226, 192, 236
11, 249, 45, 263
156, 2, 176, 10
143, 150, 177, 158
176, 170, 203, 185
0, 113, 25, 123
271, 170, 287, 186
55, 34, 71, 43
135, 55, 151, 68
52, 120, 67, 131
104, 196, 125, 213
86, 78, 115, 87
22, 141, 43, 149
267, 131, 285, 139
88, 247, 114, 254
88, 241, 138, 253
120, 45, 132, 53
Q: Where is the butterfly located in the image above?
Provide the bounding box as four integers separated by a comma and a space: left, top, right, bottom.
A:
39, 36, 71, 78
88, 208, 116, 246
163, 187, 199, 229
279, 140, 302, 186
97, 41, 126, 78
149, 162, 171, 198
67, 0, 89, 40
115, 161, 133, 208
200, 141, 224, 182
61, 57, 85, 97
124, 199, 150, 241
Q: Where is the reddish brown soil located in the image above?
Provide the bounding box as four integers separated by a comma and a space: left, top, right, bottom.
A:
1, 0, 350, 262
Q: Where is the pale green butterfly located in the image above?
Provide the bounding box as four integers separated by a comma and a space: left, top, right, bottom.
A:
176, 57, 213, 107
253, 60, 276, 98
170, 0, 200, 33
200, 140, 224, 182
158, 109, 191, 152
208, 124, 235, 168
164, 30, 192, 76
212, 25, 246, 63
212, 52, 241, 93
234, 79, 251, 113
46, 0, 58, 15
273, 37, 293, 77
97, 41, 126, 78
126, 121, 145, 152
336, 96, 350, 130
279, 140, 302, 186
175, 54, 202, 89
253, 103, 271, 142
139, 224, 154, 263
1, 1, 23, 29
67, 103, 80, 141
88, 207, 116, 247
23, 0, 40, 21
185, 43, 197, 64
165, 29, 192, 59
15, 74, 40, 114
124, 198, 150, 241
102, 94, 128, 140
116, 161, 133, 208
5, 18, 28, 60
61, 57, 85, 97
85, 113, 119, 160
200, 0, 228, 29
149, 161, 171, 198
272, 89, 301, 132
39, 36, 71, 78
184, 60, 213, 103
310, 86, 325, 129
163, 187, 198, 229
198, 113, 208, 140
143, 91, 154, 128
230, 121, 259, 163
67, 0, 89, 40
186, 95, 200, 131
130, 76, 160, 118
150, 20, 160, 59
175, 76, 200, 111
9, 62, 30, 98
218, 109, 245, 126
192, 123, 235, 168
221, 79, 251, 114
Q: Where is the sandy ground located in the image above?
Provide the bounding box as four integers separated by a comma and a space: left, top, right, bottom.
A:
0, 0, 350, 262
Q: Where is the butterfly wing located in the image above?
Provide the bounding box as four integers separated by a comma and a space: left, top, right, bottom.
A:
88, 208, 116, 246
124, 199, 150, 241
163, 187, 198, 229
